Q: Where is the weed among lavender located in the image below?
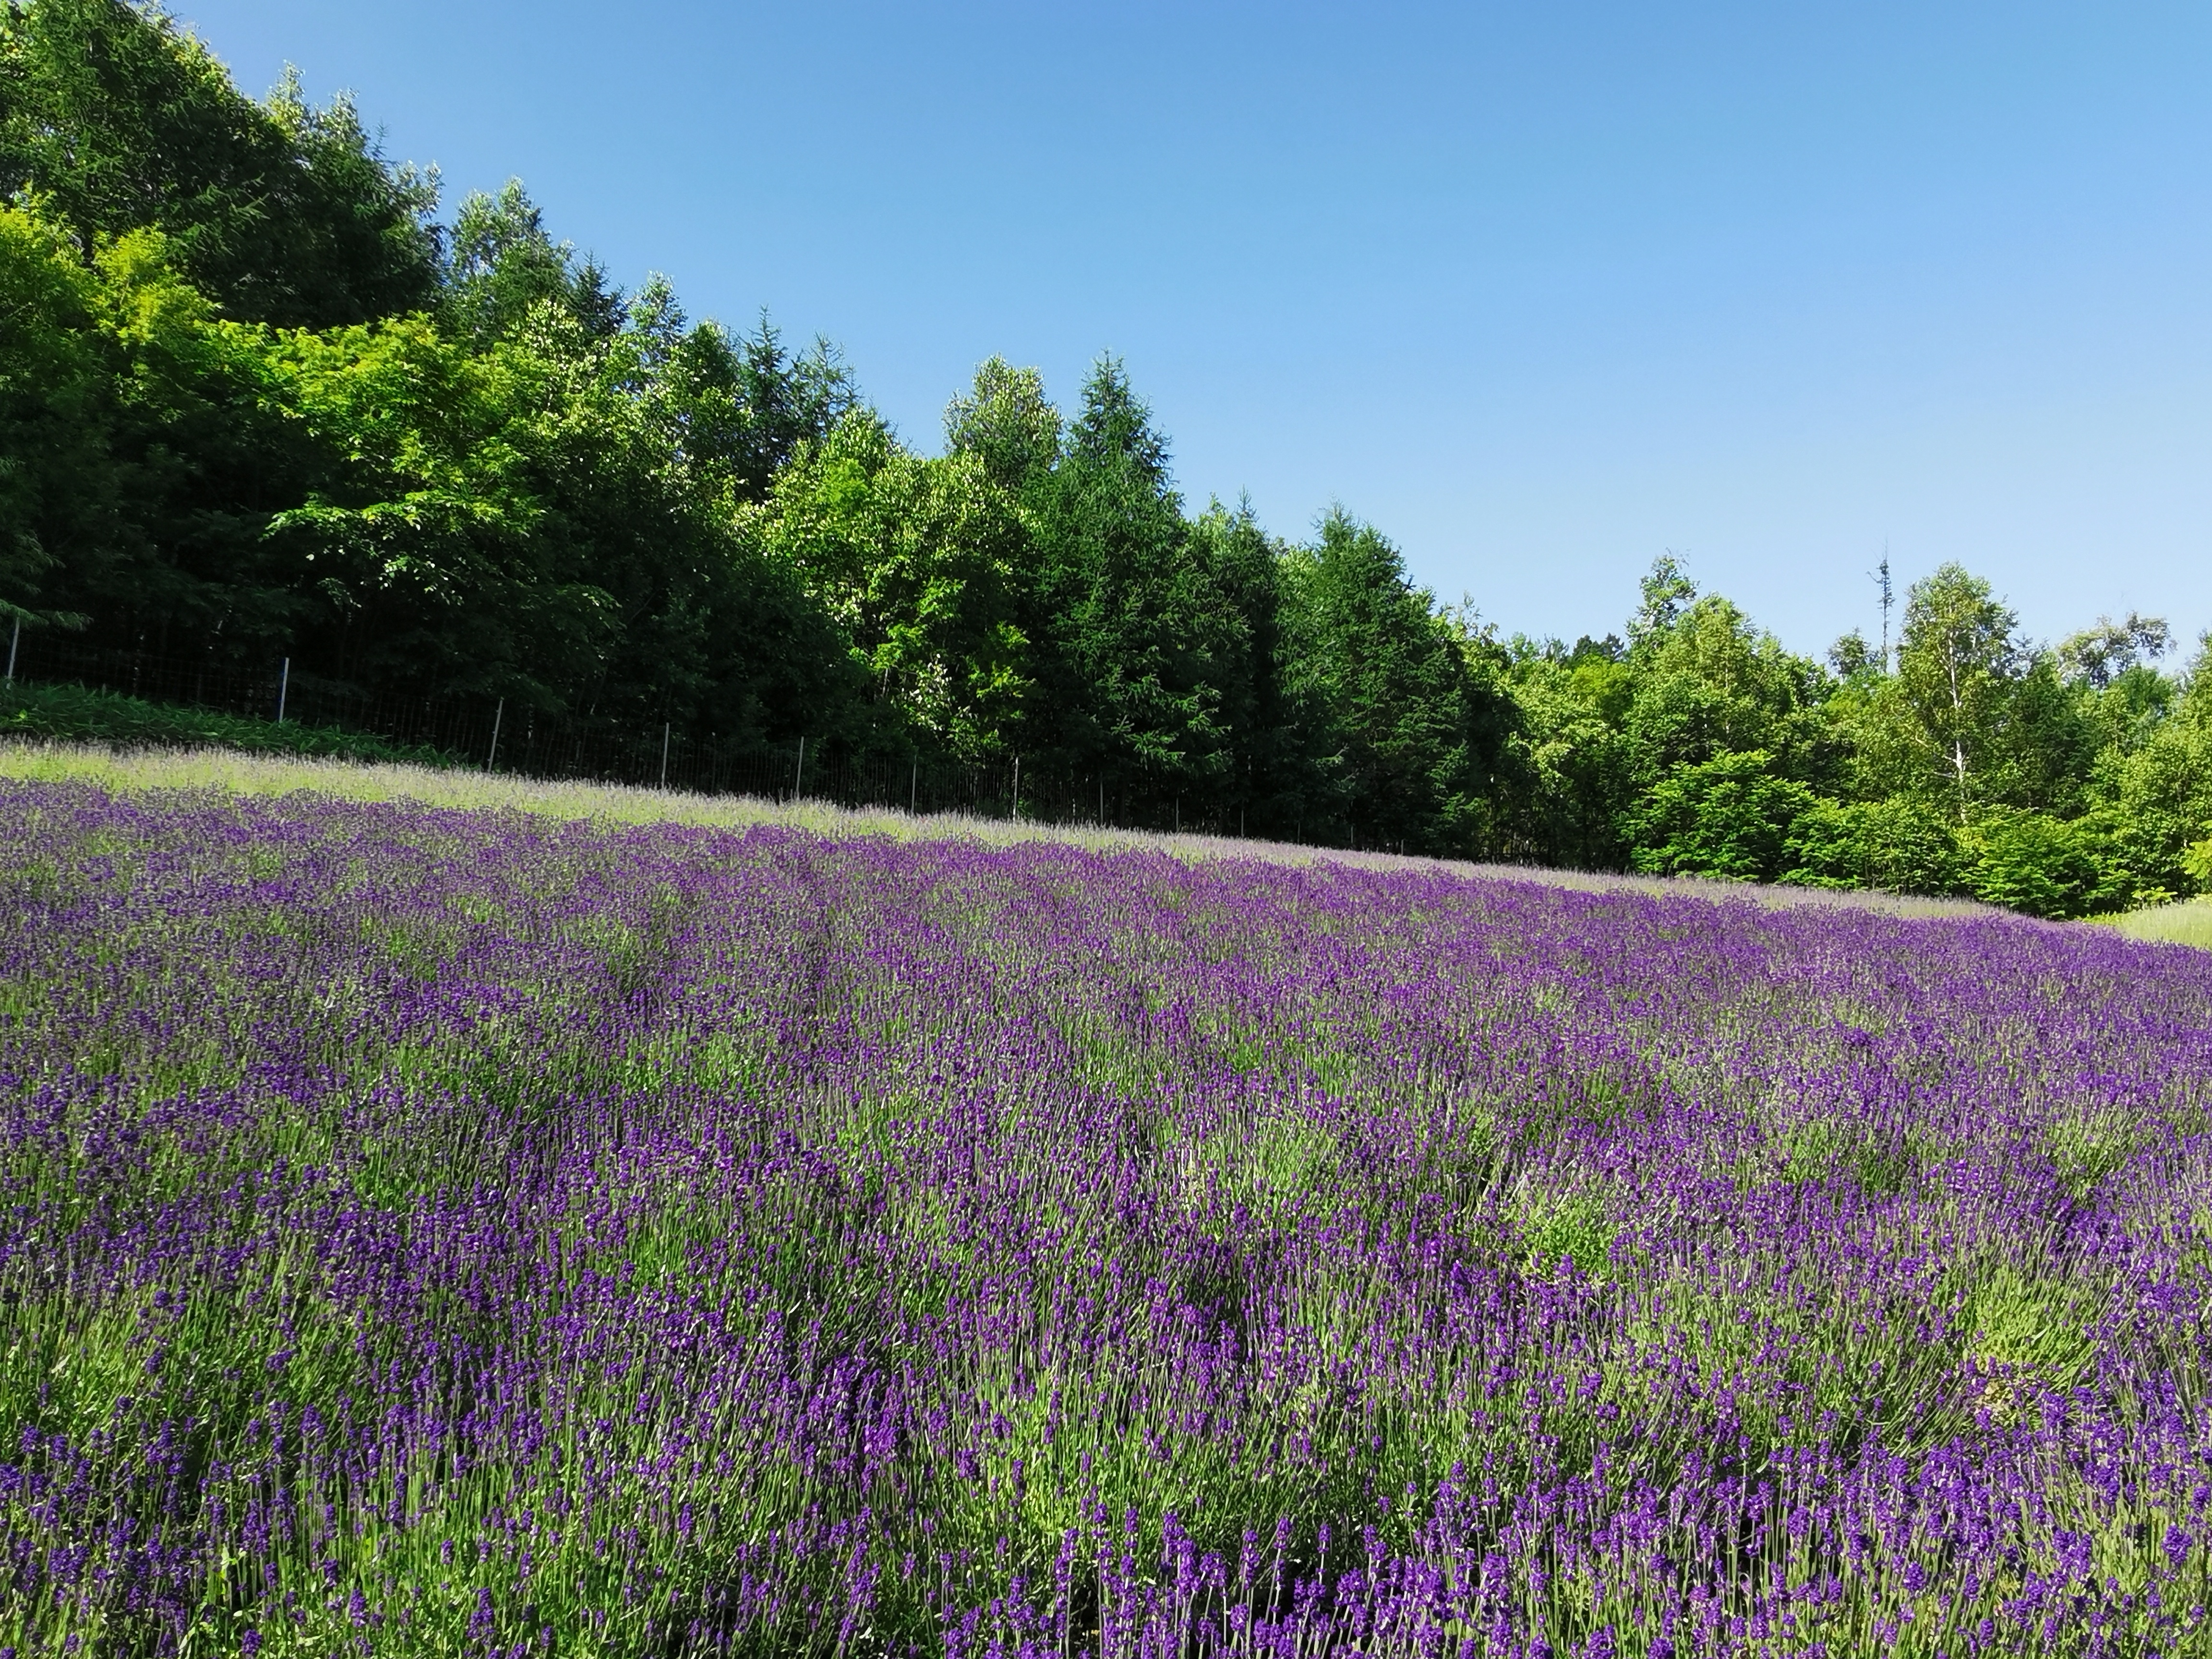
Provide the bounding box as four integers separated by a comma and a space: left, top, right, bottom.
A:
1, 780, 2207, 1657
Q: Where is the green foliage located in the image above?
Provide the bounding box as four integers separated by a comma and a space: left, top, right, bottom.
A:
944, 355, 1060, 490
1780, 795, 1965, 895
1491, 637, 1637, 868
1499, 566, 1835, 876
752, 409, 1029, 758
1019, 358, 1248, 812
1959, 809, 2121, 920
251, 295, 839, 724
0, 679, 452, 762
0, 0, 439, 326
1893, 563, 2029, 813
256, 311, 579, 693
0, 203, 105, 623
1827, 628, 1878, 678
440, 180, 621, 347
2187, 836, 2212, 892
0, 201, 323, 653
1996, 653, 2101, 814
1623, 589, 1832, 781
1627, 552, 1696, 646
1624, 749, 1815, 882
2059, 612, 2170, 690
1277, 510, 1499, 854
1188, 498, 1312, 836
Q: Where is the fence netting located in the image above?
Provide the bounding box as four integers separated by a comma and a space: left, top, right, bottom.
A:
0, 632, 1245, 831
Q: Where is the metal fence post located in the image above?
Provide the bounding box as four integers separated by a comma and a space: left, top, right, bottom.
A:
4, 616, 18, 685
793, 735, 805, 801
660, 721, 670, 789
486, 698, 504, 770
275, 657, 289, 724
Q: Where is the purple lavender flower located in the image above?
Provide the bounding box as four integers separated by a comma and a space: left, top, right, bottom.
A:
0, 779, 2207, 1654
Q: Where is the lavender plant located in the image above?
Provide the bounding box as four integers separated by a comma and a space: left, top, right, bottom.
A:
1, 781, 2207, 1657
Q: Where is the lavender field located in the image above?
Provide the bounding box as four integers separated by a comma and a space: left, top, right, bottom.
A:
3, 781, 2210, 1658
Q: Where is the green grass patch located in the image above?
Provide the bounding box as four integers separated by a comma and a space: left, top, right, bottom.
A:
2095, 895, 2212, 950
1, 680, 455, 766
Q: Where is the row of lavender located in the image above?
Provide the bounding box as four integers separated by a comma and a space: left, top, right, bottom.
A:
0, 781, 2208, 1656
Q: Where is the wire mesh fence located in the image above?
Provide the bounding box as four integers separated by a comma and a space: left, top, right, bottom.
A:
0, 630, 1227, 829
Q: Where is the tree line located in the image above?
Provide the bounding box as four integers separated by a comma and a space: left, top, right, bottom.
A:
5, 0, 2208, 915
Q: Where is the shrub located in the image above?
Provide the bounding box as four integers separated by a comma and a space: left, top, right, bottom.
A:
0, 681, 451, 766
1623, 749, 1815, 882
1960, 808, 2124, 919
1781, 795, 1965, 895
2184, 831, 2212, 893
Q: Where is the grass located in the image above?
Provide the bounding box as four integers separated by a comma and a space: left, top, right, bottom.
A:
0, 680, 454, 766
0, 736, 1994, 918
2096, 896, 2212, 950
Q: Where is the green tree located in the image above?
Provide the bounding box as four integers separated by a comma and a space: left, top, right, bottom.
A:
1492, 636, 1638, 868
1499, 556, 1836, 870
944, 357, 1060, 492
1627, 552, 1697, 647
440, 181, 622, 348
624, 284, 857, 509
0, 203, 108, 627
2180, 631, 2212, 727
752, 409, 1029, 760
1624, 590, 1832, 783
32, 219, 325, 660
1827, 628, 1878, 678
259, 309, 621, 704
0, 0, 439, 326
1188, 496, 1330, 838
1021, 358, 1241, 820
1278, 508, 1495, 854
2073, 670, 2212, 903
1960, 809, 2119, 919
1995, 651, 2099, 814
1894, 562, 2022, 816
2057, 612, 2169, 690
258, 286, 859, 740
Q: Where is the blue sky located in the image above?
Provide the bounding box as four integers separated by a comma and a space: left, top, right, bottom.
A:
179, 0, 2211, 659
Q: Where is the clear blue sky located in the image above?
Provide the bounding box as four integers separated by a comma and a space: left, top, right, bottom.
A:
179, 0, 2211, 660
